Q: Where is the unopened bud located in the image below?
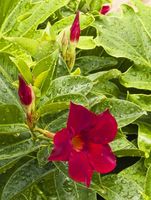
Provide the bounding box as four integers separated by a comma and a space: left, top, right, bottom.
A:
70, 11, 80, 43
18, 75, 34, 106
61, 31, 69, 60
100, 5, 110, 15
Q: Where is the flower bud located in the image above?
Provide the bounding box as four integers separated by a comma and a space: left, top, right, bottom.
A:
61, 31, 69, 60
18, 75, 33, 106
70, 11, 80, 43
100, 5, 110, 15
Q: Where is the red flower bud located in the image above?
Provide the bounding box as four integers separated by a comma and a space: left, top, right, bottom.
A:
100, 5, 110, 15
70, 11, 80, 43
18, 75, 33, 106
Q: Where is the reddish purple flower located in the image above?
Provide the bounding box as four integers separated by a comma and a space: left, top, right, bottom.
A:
48, 102, 117, 187
70, 11, 80, 43
100, 5, 110, 15
18, 75, 33, 106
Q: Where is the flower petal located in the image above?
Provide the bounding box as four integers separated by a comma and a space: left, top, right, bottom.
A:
48, 128, 72, 161
68, 151, 93, 187
88, 110, 117, 144
88, 143, 116, 174
67, 102, 96, 134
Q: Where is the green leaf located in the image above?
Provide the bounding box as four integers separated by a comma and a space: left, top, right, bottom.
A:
0, 139, 41, 160
10, 57, 33, 84
88, 69, 121, 82
120, 65, 151, 90
99, 160, 146, 200
54, 55, 69, 78
33, 50, 58, 77
1, 0, 70, 36
5, 36, 58, 61
1, 159, 55, 200
145, 164, 151, 199
0, 41, 32, 65
0, 0, 19, 26
0, 72, 21, 107
87, 93, 106, 107
37, 145, 51, 167
54, 170, 96, 200
75, 56, 118, 75
128, 94, 151, 111
38, 102, 69, 116
0, 105, 24, 124
0, 53, 18, 82
54, 160, 145, 200
33, 50, 58, 95
137, 122, 151, 158
52, 93, 89, 106
47, 75, 93, 99
89, 0, 111, 11
0, 158, 19, 174
52, 13, 94, 33
92, 80, 120, 97
94, 3, 151, 68
77, 36, 96, 50
0, 123, 29, 134
92, 98, 145, 128
19, 167, 96, 200
46, 112, 68, 132
110, 132, 144, 157
5, 37, 39, 57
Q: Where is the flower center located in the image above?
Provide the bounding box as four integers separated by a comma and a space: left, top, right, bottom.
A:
72, 135, 84, 152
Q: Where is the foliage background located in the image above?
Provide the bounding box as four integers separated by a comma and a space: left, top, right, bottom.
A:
0, 0, 151, 199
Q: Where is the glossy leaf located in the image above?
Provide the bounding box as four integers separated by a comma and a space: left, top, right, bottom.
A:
0, 139, 41, 160
99, 160, 146, 200
77, 36, 96, 50
52, 13, 95, 33
38, 102, 69, 116
1, 0, 70, 36
53, 93, 89, 105
10, 57, 33, 84
92, 80, 120, 97
94, 2, 151, 68
0, 0, 19, 26
92, 98, 145, 128
120, 65, 151, 90
47, 75, 93, 99
54, 170, 97, 200
0, 123, 29, 134
88, 69, 121, 82
0, 73, 21, 107
137, 122, 151, 158
0, 105, 24, 124
145, 164, 151, 199
33, 50, 58, 77
128, 93, 151, 111
110, 132, 144, 157
0, 157, 19, 174
1, 159, 55, 200
75, 56, 118, 75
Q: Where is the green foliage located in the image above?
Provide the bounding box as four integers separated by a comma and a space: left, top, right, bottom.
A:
0, 0, 151, 199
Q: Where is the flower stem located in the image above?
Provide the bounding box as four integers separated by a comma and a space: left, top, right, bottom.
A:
33, 127, 54, 139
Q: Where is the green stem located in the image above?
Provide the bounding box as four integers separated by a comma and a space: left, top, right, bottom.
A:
33, 127, 54, 139
34, 185, 47, 200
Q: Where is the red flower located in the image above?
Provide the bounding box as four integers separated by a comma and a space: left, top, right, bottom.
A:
100, 5, 110, 15
48, 102, 117, 186
18, 75, 33, 106
70, 11, 80, 43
